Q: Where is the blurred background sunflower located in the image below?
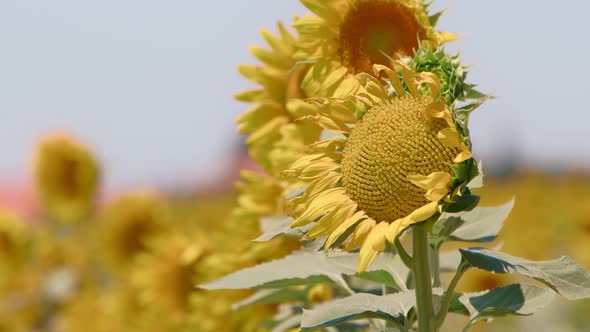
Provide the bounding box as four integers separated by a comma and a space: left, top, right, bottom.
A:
1, 1, 590, 331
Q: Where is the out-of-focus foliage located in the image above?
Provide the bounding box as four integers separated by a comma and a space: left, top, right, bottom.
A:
33, 133, 100, 224
446, 170, 590, 331
3, 133, 590, 331
0, 134, 298, 332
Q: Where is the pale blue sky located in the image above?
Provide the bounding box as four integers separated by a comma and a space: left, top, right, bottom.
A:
1, 1, 589, 190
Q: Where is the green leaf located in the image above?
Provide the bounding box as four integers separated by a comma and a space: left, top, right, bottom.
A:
301, 289, 445, 330
460, 283, 555, 327
356, 270, 399, 291
358, 254, 411, 291
200, 250, 405, 291
272, 315, 301, 332
300, 292, 416, 329
462, 86, 488, 100
233, 288, 310, 310
460, 248, 590, 300
448, 292, 469, 315
269, 306, 303, 332
455, 95, 493, 117
433, 216, 465, 240
467, 161, 484, 189
446, 199, 514, 242
199, 250, 348, 290
255, 215, 309, 242
428, 11, 444, 26
445, 194, 480, 213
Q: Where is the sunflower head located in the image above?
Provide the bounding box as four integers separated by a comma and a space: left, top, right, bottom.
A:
235, 22, 322, 174
57, 289, 127, 332
131, 231, 210, 322
341, 92, 460, 222
293, 0, 456, 97
338, 0, 438, 74
99, 191, 168, 271
457, 268, 513, 293
33, 133, 100, 224
307, 283, 334, 304
0, 209, 29, 270
234, 170, 288, 221
286, 53, 485, 272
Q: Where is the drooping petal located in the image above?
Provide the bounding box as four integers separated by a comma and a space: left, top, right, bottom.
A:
408, 172, 452, 202
357, 222, 388, 273
324, 211, 366, 251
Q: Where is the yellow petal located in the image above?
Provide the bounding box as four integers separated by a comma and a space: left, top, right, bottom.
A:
299, 0, 342, 24
298, 172, 342, 204
416, 72, 441, 98
425, 102, 454, 127
403, 201, 439, 227
234, 89, 265, 103
408, 172, 451, 202
298, 159, 340, 180
399, 66, 418, 96
327, 102, 357, 123
408, 172, 452, 191
332, 77, 361, 99
248, 45, 291, 69
320, 66, 348, 91
357, 222, 388, 273
355, 73, 388, 100
246, 116, 289, 144
439, 31, 458, 43
303, 115, 351, 134
384, 219, 404, 243
291, 187, 347, 227
288, 153, 325, 173
236, 103, 282, 133
373, 64, 405, 96
286, 99, 320, 118
454, 149, 473, 163
324, 211, 366, 251
302, 138, 346, 155
307, 202, 357, 238
260, 28, 290, 56
426, 187, 450, 202
343, 217, 376, 251
291, 15, 325, 30
437, 128, 463, 148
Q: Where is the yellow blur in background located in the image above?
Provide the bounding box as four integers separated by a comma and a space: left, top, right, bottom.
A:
1, 133, 589, 332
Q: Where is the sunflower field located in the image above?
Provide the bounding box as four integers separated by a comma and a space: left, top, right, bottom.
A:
2, 1, 590, 331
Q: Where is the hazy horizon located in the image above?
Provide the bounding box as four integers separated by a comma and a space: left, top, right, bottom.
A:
2, 1, 589, 191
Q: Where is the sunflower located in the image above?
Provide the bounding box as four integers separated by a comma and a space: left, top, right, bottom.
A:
307, 283, 334, 304
131, 231, 209, 324
0, 209, 29, 271
456, 269, 513, 293
236, 22, 322, 174
285, 59, 475, 273
0, 225, 92, 331
33, 132, 100, 224
293, 0, 456, 96
233, 171, 288, 224
98, 191, 168, 271
57, 289, 127, 332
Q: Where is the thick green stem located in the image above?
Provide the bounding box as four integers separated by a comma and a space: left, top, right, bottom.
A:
413, 227, 434, 332
435, 260, 470, 330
